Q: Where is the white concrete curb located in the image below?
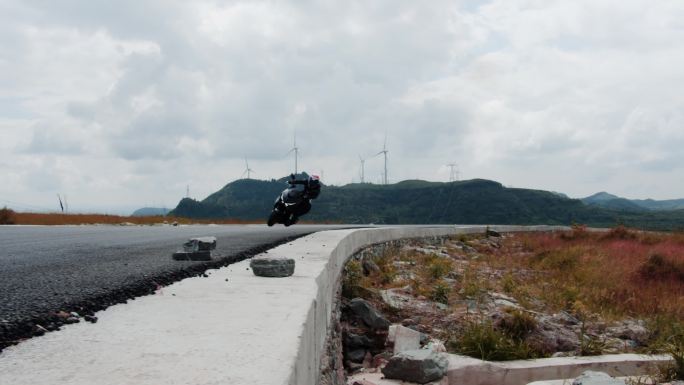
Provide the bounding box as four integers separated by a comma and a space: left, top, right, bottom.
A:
0, 225, 566, 385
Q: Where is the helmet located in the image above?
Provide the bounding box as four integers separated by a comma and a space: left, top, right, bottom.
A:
307, 175, 321, 198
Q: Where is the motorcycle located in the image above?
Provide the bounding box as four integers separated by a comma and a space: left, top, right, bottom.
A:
267, 174, 321, 227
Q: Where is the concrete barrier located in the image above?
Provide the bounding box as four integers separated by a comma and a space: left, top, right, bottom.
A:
289, 225, 570, 384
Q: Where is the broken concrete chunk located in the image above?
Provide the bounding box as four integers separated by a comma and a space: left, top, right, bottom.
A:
381, 349, 448, 384
172, 251, 212, 261
250, 256, 295, 277
172, 237, 217, 261
571, 371, 627, 385
349, 298, 390, 330
183, 237, 217, 252
388, 325, 421, 354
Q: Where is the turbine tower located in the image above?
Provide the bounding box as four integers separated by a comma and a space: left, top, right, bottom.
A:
241, 159, 255, 179
358, 155, 366, 184
375, 135, 388, 185
447, 163, 460, 182
287, 131, 299, 175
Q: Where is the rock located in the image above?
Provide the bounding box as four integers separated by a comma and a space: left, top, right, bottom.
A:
387, 325, 421, 354
371, 352, 390, 368
250, 257, 295, 277
84, 315, 98, 323
571, 371, 626, 385
173, 237, 217, 261
183, 237, 217, 252
380, 288, 412, 310
65, 317, 80, 324
606, 320, 649, 345
172, 251, 212, 261
554, 311, 581, 326
381, 349, 448, 384
345, 348, 367, 363
425, 340, 447, 352
486, 229, 502, 237
348, 298, 390, 330
490, 292, 521, 309
529, 314, 580, 353
362, 351, 373, 368
362, 259, 380, 275
55, 311, 70, 319
352, 380, 377, 385
344, 333, 373, 349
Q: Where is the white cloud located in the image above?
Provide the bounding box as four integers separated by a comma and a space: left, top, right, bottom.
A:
1, 0, 683, 213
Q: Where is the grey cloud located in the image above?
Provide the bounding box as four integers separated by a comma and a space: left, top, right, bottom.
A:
2, 0, 684, 210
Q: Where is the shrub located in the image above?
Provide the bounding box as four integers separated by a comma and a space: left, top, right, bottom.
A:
375, 248, 398, 284
602, 226, 638, 240
532, 248, 582, 270
659, 334, 684, 381
426, 257, 453, 280
638, 254, 684, 283
560, 224, 589, 241
450, 320, 540, 361
460, 267, 485, 299
342, 259, 364, 298
497, 309, 537, 339
662, 333, 684, 381
0, 207, 16, 225
430, 280, 451, 304
501, 272, 516, 294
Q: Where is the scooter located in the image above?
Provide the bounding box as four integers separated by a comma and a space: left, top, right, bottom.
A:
267, 174, 320, 227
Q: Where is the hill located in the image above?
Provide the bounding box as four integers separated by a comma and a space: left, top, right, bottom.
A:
169, 178, 684, 230
131, 207, 170, 217
582, 192, 684, 211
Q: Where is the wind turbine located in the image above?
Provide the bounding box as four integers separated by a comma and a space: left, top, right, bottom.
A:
375, 135, 388, 185
358, 155, 366, 184
241, 159, 255, 179
287, 131, 299, 175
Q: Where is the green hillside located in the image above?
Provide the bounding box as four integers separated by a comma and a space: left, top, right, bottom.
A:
582, 192, 684, 211
169, 178, 684, 230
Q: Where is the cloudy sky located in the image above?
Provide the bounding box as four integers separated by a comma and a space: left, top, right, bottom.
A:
1, 0, 683, 213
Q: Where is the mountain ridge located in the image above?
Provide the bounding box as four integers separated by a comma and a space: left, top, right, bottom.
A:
168, 178, 684, 230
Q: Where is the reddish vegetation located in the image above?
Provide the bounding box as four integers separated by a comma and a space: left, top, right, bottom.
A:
0, 207, 17, 224
9, 212, 261, 226
494, 226, 684, 319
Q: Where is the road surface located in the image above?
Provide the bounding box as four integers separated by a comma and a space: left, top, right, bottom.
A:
0, 224, 344, 349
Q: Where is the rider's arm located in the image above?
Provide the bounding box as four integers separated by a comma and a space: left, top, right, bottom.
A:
287, 174, 307, 185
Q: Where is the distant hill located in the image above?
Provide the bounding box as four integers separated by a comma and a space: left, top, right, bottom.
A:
631, 198, 684, 211
582, 192, 684, 211
131, 207, 170, 217
168, 178, 684, 230
581, 192, 645, 211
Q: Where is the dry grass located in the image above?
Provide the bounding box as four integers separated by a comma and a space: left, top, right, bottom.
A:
489, 226, 684, 320
9, 212, 261, 226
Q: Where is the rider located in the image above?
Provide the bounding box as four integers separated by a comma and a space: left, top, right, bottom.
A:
284, 173, 321, 224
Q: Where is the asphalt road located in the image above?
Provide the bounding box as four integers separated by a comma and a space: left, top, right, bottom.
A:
0, 224, 342, 344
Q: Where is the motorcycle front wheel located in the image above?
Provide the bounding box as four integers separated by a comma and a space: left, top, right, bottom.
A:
267, 211, 277, 227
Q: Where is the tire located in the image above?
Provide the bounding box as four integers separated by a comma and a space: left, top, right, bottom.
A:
267, 211, 277, 227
